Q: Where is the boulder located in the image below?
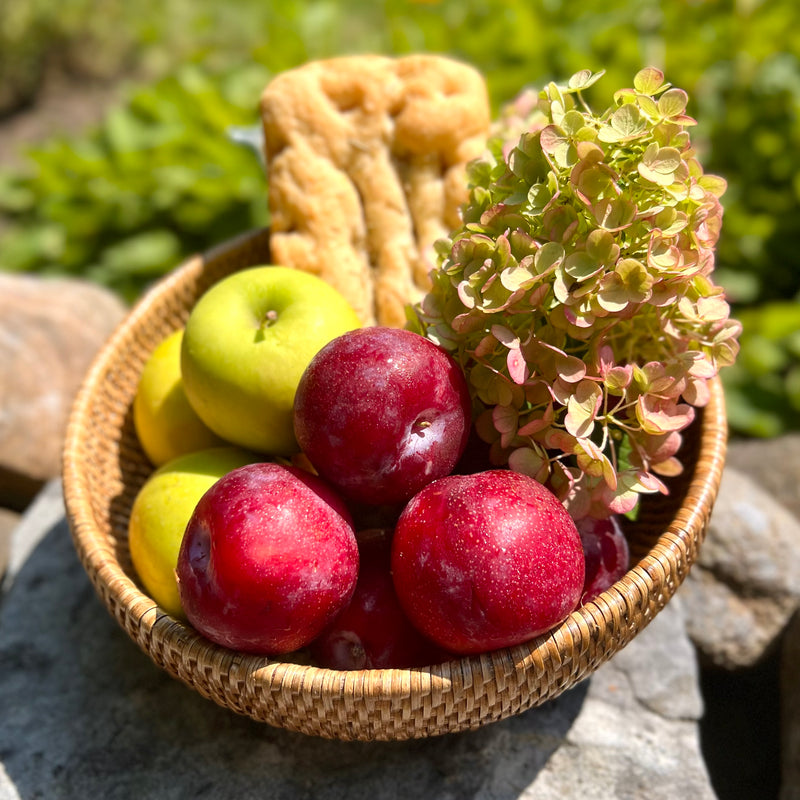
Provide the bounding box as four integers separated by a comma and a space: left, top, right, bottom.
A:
727, 433, 800, 522
0, 273, 127, 510
0, 481, 716, 800
682, 466, 800, 670
524, 594, 714, 800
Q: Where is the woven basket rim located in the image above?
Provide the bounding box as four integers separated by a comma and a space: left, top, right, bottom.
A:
61, 227, 729, 740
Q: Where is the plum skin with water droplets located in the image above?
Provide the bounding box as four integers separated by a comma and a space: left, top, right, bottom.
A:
293, 327, 472, 507
176, 462, 359, 655
390, 469, 585, 655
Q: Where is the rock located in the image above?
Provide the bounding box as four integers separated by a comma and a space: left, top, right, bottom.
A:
0, 481, 716, 800
0, 273, 127, 510
727, 434, 800, 522
782, 610, 800, 800
682, 466, 800, 670
1, 480, 66, 587
523, 595, 714, 800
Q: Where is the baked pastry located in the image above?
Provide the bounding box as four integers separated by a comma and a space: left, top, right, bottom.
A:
260, 54, 491, 326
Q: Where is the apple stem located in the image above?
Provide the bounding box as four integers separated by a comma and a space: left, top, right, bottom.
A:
262, 309, 279, 329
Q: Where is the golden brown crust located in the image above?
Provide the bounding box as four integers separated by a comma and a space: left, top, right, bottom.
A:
260, 54, 490, 326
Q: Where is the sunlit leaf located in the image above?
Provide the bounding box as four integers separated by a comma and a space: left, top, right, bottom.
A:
564, 250, 603, 280
657, 88, 688, 119
593, 196, 637, 230
500, 264, 536, 291
636, 395, 696, 434
561, 110, 587, 135
598, 104, 647, 143
699, 174, 728, 198
636, 94, 660, 118
565, 380, 603, 437
633, 67, 666, 96
568, 69, 606, 91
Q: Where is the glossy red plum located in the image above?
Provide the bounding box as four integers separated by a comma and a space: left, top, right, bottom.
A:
576, 515, 630, 602
391, 470, 585, 655
310, 529, 452, 670
293, 327, 471, 506
176, 462, 359, 655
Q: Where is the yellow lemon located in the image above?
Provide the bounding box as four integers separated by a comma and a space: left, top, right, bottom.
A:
133, 328, 226, 467
128, 446, 260, 617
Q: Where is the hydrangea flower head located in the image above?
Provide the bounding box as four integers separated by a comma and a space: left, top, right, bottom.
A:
409, 68, 741, 519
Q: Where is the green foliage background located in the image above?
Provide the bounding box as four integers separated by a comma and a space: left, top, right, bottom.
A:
1, 0, 799, 438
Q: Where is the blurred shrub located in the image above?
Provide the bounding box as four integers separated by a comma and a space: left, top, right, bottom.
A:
0, 64, 270, 301
722, 302, 800, 438
0, 0, 164, 114
1, 0, 799, 435
0, 0, 394, 114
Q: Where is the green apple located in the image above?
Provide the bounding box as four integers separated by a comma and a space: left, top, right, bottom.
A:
128, 446, 259, 617
181, 265, 361, 455
133, 328, 226, 466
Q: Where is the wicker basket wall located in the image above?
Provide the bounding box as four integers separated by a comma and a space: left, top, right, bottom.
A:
62, 227, 729, 741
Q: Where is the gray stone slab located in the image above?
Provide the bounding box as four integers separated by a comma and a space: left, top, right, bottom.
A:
0, 482, 716, 800
727, 433, 800, 523
682, 467, 800, 669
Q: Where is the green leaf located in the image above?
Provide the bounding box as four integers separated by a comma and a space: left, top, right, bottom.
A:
564, 250, 602, 280
527, 182, 552, 214
585, 229, 616, 263
567, 69, 606, 92
601, 105, 647, 141
740, 301, 800, 340
699, 174, 728, 198
636, 94, 660, 119
500, 264, 536, 291
561, 109, 587, 136
657, 88, 689, 119
633, 67, 666, 96
0, 177, 36, 212
534, 241, 565, 275
593, 196, 637, 230
104, 107, 149, 154
97, 230, 182, 278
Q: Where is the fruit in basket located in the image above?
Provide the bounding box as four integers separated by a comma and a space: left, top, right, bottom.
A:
181, 265, 361, 456
576, 515, 630, 601
391, 469, 585, 655
310, 529, 452, 670
293, 327, 472, 506
128, 446, 259, 617
133, 328, 225, 466
176, 462, 359, 654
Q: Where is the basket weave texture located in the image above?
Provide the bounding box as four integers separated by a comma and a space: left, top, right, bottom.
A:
62, 227, 729, 741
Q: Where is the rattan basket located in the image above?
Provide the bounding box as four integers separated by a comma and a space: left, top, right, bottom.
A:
62, 226, 728, 741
